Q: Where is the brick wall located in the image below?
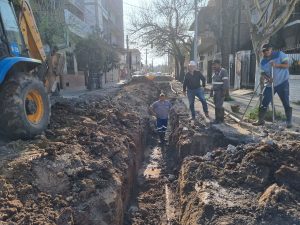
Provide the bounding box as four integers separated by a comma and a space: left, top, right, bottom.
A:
61, 72, 86, 91
103, 69, 120, 85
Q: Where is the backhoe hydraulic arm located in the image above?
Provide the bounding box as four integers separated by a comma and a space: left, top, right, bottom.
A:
13, 0, 46, 62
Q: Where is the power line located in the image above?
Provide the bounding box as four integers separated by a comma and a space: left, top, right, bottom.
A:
123, 2, 147, 10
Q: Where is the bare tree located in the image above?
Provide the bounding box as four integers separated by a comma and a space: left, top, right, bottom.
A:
129, 0, 193, 81
242, 0, 299, 90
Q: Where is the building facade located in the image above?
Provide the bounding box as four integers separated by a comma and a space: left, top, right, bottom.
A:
31, 0, 125, 91
130, 49, 141, 72
195, 0, 300, 101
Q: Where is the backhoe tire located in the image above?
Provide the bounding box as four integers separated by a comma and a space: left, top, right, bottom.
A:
0, 73, 50, 140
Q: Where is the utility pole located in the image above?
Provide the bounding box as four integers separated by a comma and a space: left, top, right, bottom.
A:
95, 0, 100, 35
194, 0, 199, 63
152, 58, 154, 71
145, 49, 148, 71
237, 0, 242, 51
126, 35, 131, 78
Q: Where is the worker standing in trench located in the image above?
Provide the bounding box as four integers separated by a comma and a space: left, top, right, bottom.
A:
150, 93, 172, 144
183, 61, 209, 120
210, 59, 229, 123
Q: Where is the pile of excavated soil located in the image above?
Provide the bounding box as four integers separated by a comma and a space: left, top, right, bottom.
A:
0, 81, 169, 225
167, 80, 300, 225
179, 140, 300, 225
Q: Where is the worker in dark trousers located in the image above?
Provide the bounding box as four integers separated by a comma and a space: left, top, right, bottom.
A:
253, 43, 292, 128
210, 59, 229, 123
183, 61, 209, 120
150, 93, 172, 144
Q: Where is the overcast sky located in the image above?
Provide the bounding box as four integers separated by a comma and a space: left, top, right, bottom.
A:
123, 0, 168, 67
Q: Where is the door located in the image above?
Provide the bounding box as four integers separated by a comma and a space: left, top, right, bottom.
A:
229, 54, 235, 88
66, 52, 75, 74
207, 60, 212, 83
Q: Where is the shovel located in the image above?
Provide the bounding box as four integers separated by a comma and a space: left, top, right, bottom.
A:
271, 66, 275, 123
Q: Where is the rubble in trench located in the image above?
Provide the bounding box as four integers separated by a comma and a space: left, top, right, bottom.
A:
127, 80, 300, 225
0, 80, 169, 225
127, 85, 234, 225
177, 128, 300, 224
159, 80, 300, 225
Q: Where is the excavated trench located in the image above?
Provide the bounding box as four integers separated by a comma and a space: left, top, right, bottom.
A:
124, 90, 237, 225
1, 79, 299, 225
124, 81, 300, 225
0, 80, 171, 225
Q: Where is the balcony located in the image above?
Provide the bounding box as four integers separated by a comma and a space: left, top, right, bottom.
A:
68, 0, 85, 11
64, 9, 91, 38
65, 0, 85, 20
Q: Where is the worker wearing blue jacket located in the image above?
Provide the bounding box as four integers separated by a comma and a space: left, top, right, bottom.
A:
253, 44, 292, 128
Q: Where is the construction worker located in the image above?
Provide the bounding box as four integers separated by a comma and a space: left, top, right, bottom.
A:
253, 43, 292, 128
183, 61, 209, 120
150, 93, 172, 144
210, 59, 229, 123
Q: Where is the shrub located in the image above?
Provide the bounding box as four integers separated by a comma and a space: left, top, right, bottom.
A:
247, 107, 286, 122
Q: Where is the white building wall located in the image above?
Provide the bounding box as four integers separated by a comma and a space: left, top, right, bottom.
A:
64, 9, 91, 38
84, 0, 104, 32
290, 75, 300, 102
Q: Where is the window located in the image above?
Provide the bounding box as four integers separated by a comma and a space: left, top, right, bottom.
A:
0, 0, 24, 56
66, 52, 75, 74
288, 53, 300, 75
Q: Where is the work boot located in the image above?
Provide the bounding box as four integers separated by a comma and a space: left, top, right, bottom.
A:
213, 108, 222, 124
285, 107, 293, 128
159, 133, 165, 144
252, 107, 267, 126
219, 108, 224, 123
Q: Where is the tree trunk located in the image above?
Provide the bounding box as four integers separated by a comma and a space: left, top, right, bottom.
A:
252, 37, 268, 95
175, 57, 180, 81
254, 48, 265, 105
179, 56, 185, 82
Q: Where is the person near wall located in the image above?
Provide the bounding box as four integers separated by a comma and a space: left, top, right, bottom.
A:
210, 59, 229, 123
183, 61, 209, 120
253, 43, 292, 128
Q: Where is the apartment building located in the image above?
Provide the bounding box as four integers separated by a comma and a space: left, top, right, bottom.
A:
31, 0, 125, 90
83, 0, 124, 49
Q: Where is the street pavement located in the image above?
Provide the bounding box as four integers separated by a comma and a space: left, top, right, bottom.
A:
60, 80, 128, 99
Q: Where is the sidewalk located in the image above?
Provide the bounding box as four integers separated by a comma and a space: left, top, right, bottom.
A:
205, 84, 300, 129
60, 80, 128, 99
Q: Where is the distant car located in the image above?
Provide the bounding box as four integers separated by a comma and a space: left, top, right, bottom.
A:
146, 72, 155, 76
156, 72, 162, 76
133, 71, 144, 75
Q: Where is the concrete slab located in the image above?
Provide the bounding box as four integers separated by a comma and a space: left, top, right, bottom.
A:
231, 89, 254, 96
180, 94, 257, 144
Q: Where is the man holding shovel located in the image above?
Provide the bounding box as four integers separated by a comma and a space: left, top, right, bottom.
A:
253, 44, 292, 128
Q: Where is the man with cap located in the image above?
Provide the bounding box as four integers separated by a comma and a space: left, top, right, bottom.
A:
210, 59, 229, 123
150, 93, 172, 144
253, 43, 292, 128
183, 61, 209, 120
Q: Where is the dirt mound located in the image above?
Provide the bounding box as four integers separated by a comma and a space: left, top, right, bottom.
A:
0, 81, 167, 225
179, 141, 300, 225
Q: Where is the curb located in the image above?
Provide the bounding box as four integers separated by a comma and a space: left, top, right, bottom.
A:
206, 99, 261, 133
